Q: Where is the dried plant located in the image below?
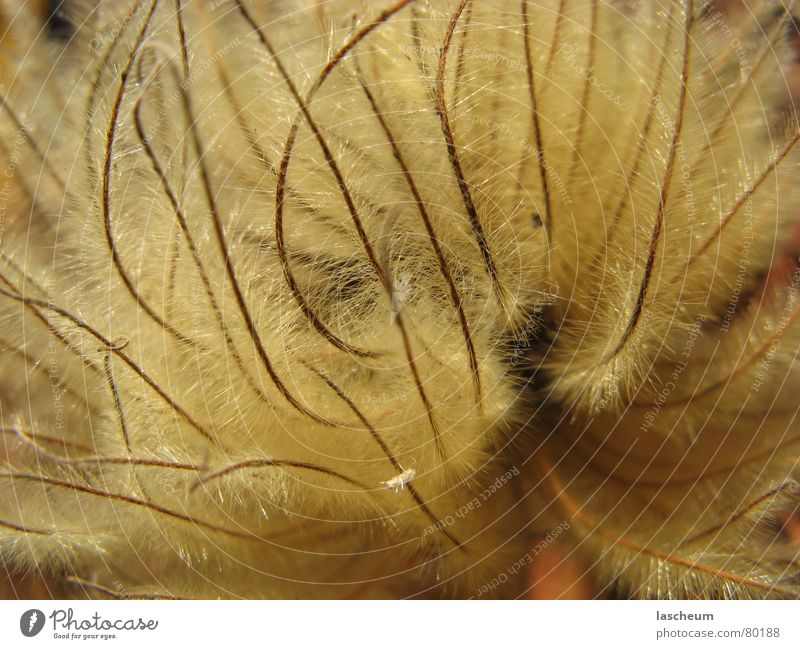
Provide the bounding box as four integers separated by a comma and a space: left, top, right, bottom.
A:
0, 0, 798, 599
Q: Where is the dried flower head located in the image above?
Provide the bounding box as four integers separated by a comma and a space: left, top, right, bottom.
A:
0, 0, 799, 599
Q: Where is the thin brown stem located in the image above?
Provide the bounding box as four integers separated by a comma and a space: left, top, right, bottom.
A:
536, 452, 796, 596
608, 1, 694, 359
354, 62, 482, 406
435, 0, 502, 302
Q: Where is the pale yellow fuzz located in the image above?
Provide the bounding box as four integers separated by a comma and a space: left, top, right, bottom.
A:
0, 0, 798, 599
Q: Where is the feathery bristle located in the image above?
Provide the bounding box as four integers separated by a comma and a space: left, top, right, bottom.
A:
0, 0, 798, 599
